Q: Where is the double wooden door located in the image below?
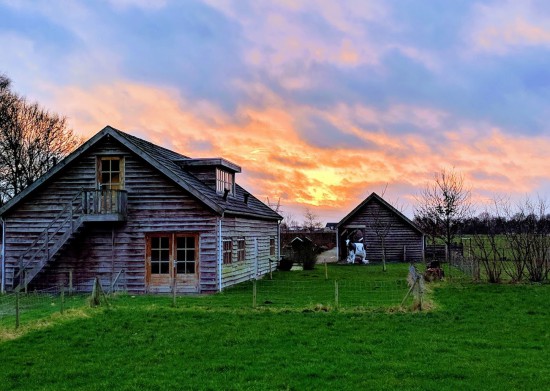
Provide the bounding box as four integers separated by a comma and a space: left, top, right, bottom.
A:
145, 233, 198, 293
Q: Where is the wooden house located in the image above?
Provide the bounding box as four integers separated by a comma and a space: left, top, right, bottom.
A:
0, 126, 282, 294
337, 192, 424, 263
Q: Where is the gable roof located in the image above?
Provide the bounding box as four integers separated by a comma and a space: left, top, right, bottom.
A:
337, 192, 422, 234
0, 126, 281, 221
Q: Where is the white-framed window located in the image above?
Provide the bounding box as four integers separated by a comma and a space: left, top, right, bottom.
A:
98, 157, 124, 190
223, 238, 233, 264
216, 168, 234, 195
236, 238, 246, 262
269, 237, 276, 257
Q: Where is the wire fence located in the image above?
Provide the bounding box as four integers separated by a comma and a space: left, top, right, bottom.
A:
0, 276, 127, 330
0, 287, 81, 329
1, 268, 425, 330
449, 253, 479, 281
220, 277, 420, 310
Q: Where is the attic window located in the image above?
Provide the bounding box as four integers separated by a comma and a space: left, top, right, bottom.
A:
98, 157, 124, 190
216, 168, 234, 196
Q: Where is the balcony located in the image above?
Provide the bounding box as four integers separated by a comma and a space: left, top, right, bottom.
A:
81, 189, 127, 222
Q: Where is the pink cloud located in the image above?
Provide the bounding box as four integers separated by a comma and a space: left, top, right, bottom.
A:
50, 80, 550, 223
469, 1, 550, 54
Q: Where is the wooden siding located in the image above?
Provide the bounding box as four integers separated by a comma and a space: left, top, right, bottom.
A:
182, 166, 216, 190
3, 137, 221, 293
220, 217, 278, 289
339, 198, 423, 262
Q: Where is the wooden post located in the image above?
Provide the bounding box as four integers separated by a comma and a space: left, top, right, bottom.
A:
401, 278, 416, 307
334, 280, 339, 310
90, 277, 98, 306
252, 279, 257, 308
172, 264, 177, 308
325, 261, 328, 280
269, 259, 273, 280
69, 271, 73, 294
99, 278, 109, 306
15, 291, 20, 329
418, 281, 423, 311
60, 285, 65, 315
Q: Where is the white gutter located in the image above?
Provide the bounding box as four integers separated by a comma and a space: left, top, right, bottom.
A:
277, 220, 281, 263
1, 217, 5, 294
218, 214, 224, 292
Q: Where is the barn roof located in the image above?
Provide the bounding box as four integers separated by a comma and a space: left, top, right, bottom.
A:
337, 192, 423, 234
0, 126, 282, 221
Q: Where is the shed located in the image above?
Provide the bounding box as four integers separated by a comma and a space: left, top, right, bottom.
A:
0, 126, 282, 294
337, 192, 424, 263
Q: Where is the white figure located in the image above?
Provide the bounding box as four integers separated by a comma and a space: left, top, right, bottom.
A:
346, 239, 369, 264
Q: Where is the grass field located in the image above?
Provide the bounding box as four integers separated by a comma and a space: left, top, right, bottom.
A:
0, 263, 549, 390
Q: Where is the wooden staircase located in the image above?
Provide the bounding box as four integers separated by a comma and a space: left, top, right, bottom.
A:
14, 189, 127, 291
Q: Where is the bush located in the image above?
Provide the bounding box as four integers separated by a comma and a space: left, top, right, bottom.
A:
278, 256, 293, 271
299, 242, 317, 271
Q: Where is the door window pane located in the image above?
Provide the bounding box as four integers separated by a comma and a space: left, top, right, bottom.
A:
175, 236, 196, 274
151, 236, 170, 275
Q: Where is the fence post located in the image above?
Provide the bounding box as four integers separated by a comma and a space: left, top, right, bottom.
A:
69, 270, 73, 294
172, 264, 177, 308
334, 280, 339, 310
15, 291, 20, 329
416, 279, 423, 311
61, 285, 65, 315
252, 279, 257, 308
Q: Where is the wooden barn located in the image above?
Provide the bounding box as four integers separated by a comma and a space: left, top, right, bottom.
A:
337, 192, 424, 263
0, 126, 282, 294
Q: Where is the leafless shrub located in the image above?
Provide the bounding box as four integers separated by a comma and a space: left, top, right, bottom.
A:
471, 210, 504, 283
504, 197, 550, 282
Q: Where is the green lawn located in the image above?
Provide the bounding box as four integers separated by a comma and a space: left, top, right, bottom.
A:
0, 264, 549, 390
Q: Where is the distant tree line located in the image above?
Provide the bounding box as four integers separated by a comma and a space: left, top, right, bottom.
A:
457, 212, 550, 237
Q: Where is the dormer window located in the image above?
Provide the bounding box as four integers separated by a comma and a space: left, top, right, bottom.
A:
216, 168, 234, 196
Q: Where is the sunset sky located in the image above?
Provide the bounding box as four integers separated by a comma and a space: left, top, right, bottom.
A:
2, 0, 550, 224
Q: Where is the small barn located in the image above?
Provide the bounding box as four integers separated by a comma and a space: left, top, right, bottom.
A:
0, 126, 281, 294
337, 192, 424, 263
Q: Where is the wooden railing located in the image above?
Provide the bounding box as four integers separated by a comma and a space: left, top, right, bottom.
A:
81, 189, 128, 217
14, 189, 127, 291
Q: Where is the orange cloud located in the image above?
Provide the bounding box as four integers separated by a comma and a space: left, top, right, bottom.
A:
51, 80, 550, 224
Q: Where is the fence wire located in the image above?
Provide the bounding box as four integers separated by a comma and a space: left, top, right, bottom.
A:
0, 276, 127, 330
223, 278, 412, 310
1, 273, 417, 330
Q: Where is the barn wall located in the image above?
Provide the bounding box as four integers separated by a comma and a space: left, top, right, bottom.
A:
340, 198, 424, 262
221, 216, 278, 288
3, 137, 221, 293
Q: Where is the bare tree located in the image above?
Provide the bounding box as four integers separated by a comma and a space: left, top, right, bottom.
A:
471, 209, 505, 283
367, 188, 404, 272
415, 168, 471, 263
0, 74, 81, 205
505, 196, 550, 282
303, 207, 323, 232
